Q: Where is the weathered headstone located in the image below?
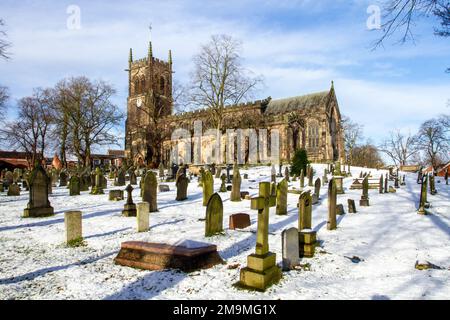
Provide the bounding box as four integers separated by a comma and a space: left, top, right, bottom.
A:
90, 167, 104, 195
359, 176, 370, 206
284, 166, 290, 182
379, 175, 384, 194
159, 184, 170, 192
116, 168, 126, 186
229, 213, 251, 230
308, 165, 313, 187
142, 172, 158, 212
202, 170, 214, 206
271, 165, 276, 184
176, 174, 189, 201
336, 204, 345, 215
418, 175, 429, 215
122, 184, 137, 217
137, 202, 150, 232
312, 177, 321, 205
299, 169, 305, 189
219, 174, 227, 193
239, 182, 281, 291
65, 211, 82, 245
158, 163, 165, 178
59, 171, 68, 187
23, 163, 54, 217
69, 175, 80, 196
7, 183, 20, 196
348, 199, 357, 213
298, 190, 312, 230
327, 179, 337, 230
230, 164, 242, 202
129, 170, 137, 185
282, 227, 299, 270
215, 167, 222, 179
205, 193, 224, 237
276, 179, 288, 215
109, 189, 124, 201
334, 176, 345, 194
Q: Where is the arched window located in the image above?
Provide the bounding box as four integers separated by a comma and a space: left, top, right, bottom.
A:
308, 123, 320, 149
160, 76, 165, 93
140, 76, 146, 94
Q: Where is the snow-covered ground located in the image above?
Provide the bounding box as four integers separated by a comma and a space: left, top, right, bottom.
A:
0, 165, 449, 300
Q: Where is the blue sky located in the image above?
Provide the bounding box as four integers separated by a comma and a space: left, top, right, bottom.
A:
0, 0, 449, 151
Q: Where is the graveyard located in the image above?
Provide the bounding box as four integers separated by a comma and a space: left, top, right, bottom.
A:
0, 164, 449, 300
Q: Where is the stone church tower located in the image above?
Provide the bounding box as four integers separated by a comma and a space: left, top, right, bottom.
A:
124, 42, 173, 164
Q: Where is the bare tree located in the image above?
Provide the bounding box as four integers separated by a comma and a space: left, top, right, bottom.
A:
341, 115, 364, 165
172, 79, 190, 114
373, 1, 450, 70
189, 34, 263, 129
0, 19, 11, 60
416, 117, 449, 170
0, 89, 54, 167
53, 77, 123, 167
352, 143, 385, 168
378, 129, 419, 166
0, 86, 8, 122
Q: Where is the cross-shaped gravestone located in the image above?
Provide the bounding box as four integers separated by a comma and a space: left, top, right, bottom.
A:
123, 184, 137, 217
250, 182, 276, 255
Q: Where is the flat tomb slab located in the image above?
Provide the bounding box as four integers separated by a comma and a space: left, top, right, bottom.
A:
114, 241, 224, 272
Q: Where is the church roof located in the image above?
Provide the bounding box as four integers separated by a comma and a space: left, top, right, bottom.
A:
265, 90, 330, 115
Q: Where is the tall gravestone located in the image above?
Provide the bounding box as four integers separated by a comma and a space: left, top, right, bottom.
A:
308, 165, 314, 187
299, 169, 305, 189
129, 170, 137, 185
418, 175, 429, 215
276, 179, 288, 215
282, 227, 299, 271
23, 163, 54, 217
59, 171, 68, 187
65, 211, 82, 245
90, 168, 104, 195
384, 173, 388, 194
327, 179, 337, 230
359, 176, 370, 206
122, 184, 137, 217
298, 190, 316, 257
230, 164, 242, 202
284, 166, 290, 182
202, 170, 214, 206
116, 168, 126, 186
205, 193, 224, 237
379, 175, 384, 194
239, 182, 281, 291
69, 175, 80, 196
176, 174, 189, 201
158, 163, 165, 178
137, 202, 150, 232
271, 165, 276, 184
312, 177, 321, 204
142, 171, 158, 212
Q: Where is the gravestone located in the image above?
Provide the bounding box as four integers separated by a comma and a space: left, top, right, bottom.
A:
176, 166, 184, 182
215, 167, 222, 179
334, 176, 345, 194
205, 193, 224, 237
230, 164, 242, 202
116, 168, 126, 186
129, 170, 137, 185
80, 173, 90, 192
394, 175, 400, 188
336, 204, 345, 215
122, 184, 137, 217
142, 172, 158, 212
90, 167, 104, 195
359, 176, 370, 206
69, 175, 80, 196
159, 184, 170, 192
226, 165, 232, 183
158, 163, 165, 178
327, 179, 337, 230
312, 177, 321, 205
322, 168, 328, 185
176, 174, 189, 201
23, 163, 54, 217
298, 191, 316, 257
239, 182, 281, 291
282, 227, 299, 271
4, 171, 13, 186
284, 166, 290, 182
379, 175, 384, 194
219, 174, 227, 193
65, 211, 82, 245
229, 213, 251, 230
429, 174, 437, 195
7, 183, 20, 196
202, 170, 214, 206
278, 164, 283, 177
59, 171, 68, 187
308, 165, 313, 187
348, 199, 357, 213
271, 165, 276, 184
137, 202, 150, 232
109, 189, 124, 201
384, 173, 388, 194
276, 179, 288, 215
418, 175, 429, 215
299, 169, 305, 189
198, 167, 205, 187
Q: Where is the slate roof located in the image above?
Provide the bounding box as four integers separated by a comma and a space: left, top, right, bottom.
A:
264, 91, 329, 115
